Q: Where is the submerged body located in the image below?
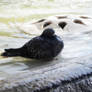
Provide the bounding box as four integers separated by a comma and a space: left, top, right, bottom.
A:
1, 28, 64, 59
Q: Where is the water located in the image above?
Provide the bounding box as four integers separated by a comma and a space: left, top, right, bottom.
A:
0, 0, 92, 91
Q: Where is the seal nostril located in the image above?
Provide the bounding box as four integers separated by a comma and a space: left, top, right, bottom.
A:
58, 22, 67, 29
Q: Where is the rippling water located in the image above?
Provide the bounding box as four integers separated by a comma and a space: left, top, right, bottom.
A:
0, 0, 92, 89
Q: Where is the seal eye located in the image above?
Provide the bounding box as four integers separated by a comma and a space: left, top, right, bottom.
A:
58, 22, 67, 29
43, 21, 52, 28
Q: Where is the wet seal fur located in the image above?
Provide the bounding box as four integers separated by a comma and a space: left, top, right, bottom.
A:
1, 28, 64, 60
